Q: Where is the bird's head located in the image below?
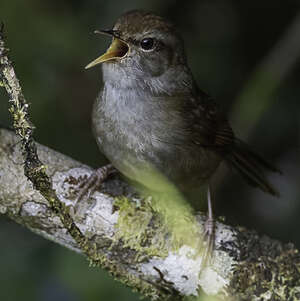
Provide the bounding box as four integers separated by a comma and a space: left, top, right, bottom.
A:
86, 10, 192, 92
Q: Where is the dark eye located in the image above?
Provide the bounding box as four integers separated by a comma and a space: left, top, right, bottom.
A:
140, 38, 155, 50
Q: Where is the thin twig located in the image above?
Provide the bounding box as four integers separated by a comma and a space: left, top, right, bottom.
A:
0, 22, 102, 266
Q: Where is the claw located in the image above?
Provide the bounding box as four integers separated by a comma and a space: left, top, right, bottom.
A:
74, 164, 116, 216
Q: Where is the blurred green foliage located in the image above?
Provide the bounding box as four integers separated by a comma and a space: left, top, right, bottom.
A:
1, 0, 300, 300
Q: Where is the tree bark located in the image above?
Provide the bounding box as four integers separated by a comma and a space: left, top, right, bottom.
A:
0, 129, 300, 300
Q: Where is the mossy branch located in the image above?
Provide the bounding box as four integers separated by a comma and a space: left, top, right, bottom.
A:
1, 24, 300, 301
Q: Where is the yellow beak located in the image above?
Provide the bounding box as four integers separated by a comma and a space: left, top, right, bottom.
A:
85, 38, 129, 69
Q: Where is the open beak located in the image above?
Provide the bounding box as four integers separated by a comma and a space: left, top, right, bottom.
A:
85, 30, 129, 69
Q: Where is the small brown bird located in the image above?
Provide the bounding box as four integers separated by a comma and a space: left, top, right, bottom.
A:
83, 10, 280, 246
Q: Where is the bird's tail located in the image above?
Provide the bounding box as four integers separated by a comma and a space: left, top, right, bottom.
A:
225, 139, 281, 196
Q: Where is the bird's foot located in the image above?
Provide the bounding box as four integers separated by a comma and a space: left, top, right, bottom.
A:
200, 186, 215, 268
201, 215, 215, 266
73, 164, 116, 217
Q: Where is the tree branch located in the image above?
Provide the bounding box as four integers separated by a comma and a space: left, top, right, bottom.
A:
1, 23, 300, 301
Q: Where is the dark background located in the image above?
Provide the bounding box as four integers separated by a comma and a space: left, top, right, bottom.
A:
0, 1, 299, 300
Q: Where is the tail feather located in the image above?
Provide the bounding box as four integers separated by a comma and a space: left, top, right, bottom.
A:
225, 139, 281, 197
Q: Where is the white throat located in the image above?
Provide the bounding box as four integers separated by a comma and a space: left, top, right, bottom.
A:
101, 61, 195, 97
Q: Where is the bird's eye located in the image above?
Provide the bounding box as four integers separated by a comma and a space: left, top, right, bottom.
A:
140, 38, 155, 51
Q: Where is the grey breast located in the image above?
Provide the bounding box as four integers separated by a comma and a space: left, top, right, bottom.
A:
92, 83, 220, 193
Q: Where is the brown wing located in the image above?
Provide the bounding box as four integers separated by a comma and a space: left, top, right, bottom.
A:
187, 90, 280, 196
186, 91, 234, 151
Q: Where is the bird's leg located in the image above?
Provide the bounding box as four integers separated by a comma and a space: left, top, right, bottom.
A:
202, 185, 215, 266
74, 164, 117, 216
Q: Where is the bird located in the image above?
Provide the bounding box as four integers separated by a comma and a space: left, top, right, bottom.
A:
81, 10, 280, 249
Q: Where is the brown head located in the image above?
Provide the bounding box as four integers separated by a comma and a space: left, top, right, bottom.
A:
112, 10, 176, 41
86, 11, 187, 72
86, 10, 195, 96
